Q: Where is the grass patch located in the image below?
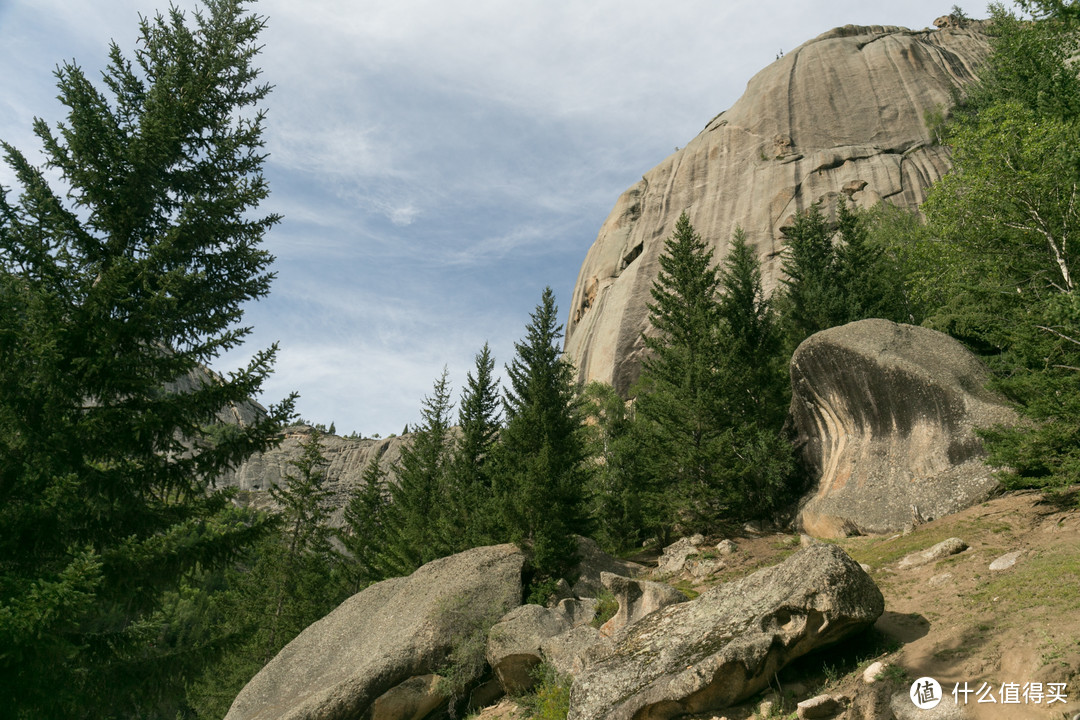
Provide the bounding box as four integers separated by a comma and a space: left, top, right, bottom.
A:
840, 516, 1017, 569
590, 589, 618, 629
672, 579, 699, 600
968, 545, 1080, 619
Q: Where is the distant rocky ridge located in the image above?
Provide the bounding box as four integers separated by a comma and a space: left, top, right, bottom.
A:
217, 426, 413, 520
564, 21, 991, 394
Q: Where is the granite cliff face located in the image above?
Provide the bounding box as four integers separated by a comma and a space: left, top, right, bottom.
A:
565, 22, 991, 393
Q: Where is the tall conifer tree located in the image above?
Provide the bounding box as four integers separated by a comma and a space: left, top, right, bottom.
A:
635, 212, 728, 529
446, 343, 502, 548
0, 2, 293, 715
495, 288, 589, 578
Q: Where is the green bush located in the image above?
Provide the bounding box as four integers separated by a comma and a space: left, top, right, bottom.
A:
519, 663, 572, 720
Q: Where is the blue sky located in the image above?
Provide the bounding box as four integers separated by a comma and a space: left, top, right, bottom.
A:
0, 0, 983, 436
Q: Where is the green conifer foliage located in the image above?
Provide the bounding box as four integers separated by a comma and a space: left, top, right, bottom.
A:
446, 343, 503, 549
338, 455, 392, 593
0, 2, 294, 715
496, 287, 590, 578
634, 212, 728, 529
381, 369, 455, 575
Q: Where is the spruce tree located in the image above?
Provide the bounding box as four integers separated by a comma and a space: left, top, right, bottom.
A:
495, 287, 590, 579
0, 2, 293, 716
776, 202, 840, 351
446, 343, 502, 549
634, 212, 728, 530
381, 369, 455, 575
715, 228, 797, 519
338, 455, 392, 593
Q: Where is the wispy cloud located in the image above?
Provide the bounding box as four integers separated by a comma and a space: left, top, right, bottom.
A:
2, 0, 980, 433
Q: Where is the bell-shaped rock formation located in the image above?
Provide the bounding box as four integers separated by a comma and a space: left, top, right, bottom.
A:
790, 319, 1018, 537
565, 22, 991, 394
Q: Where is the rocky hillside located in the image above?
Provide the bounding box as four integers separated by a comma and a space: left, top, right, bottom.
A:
564, 19, 991, 394
217, 426, 413, 519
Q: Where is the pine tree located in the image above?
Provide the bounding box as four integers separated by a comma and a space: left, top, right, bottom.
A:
634, 212, 728, 530
262, 429, 335, 662
0, 2, 293, 716
495, 287, 590, 579
717, 227, 785, 424
446, 343, 502, 549
776, 202, 840, 351
582, 381, 657, 551
189, 430, 341, 717
715, 228, 798, 518
338, 455, 392, 593
381, 369, 455, 575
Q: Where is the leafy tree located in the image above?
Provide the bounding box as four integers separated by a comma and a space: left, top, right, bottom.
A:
495, 287, 590, 578
0, 2, 294, 716
922, 4, 1080, 496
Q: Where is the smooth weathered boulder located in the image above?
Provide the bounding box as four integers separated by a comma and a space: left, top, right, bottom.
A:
225, 544, 525, 720
790, 320, 1018, 537
571, 536, 645, 597
487, 605, 572, 693
565, 23, 991, 394
597, 572, 686, 636
567, 544, 884, 720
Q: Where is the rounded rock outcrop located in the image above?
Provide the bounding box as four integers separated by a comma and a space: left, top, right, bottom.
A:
790, 319, 1018, 537
565, 23, 991, 394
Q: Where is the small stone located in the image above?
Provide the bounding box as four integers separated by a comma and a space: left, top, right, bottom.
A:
898, 537, 967, 569
800, 534, 819, 547
862, 661, 886, 683
758, 697, 777, 717
989, 550, 1022, 571
797, 693, 841, 719
928, 572, 953, 587
716, 539, 738, 554
859, 563, 873, 574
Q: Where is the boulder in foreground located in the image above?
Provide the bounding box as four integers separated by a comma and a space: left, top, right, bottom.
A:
567, 544, 883, 720
225, 544, 525, 720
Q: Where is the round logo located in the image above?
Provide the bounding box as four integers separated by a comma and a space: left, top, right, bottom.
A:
910, 677, 943, 709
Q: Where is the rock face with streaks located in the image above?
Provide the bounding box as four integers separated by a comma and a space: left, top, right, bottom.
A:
565, 22, 991, 394
790, 320, 1018, 537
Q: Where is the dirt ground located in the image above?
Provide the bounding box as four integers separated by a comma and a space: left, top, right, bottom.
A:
660, 489, 1080, 720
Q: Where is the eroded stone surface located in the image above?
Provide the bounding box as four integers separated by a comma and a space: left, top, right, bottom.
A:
565, 24, 991, 394
225, 545, 524, 720
791, 320, 1017, 537
567, 544, 883, 720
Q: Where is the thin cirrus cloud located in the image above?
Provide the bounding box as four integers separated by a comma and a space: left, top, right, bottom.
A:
1, 0, 978, 434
